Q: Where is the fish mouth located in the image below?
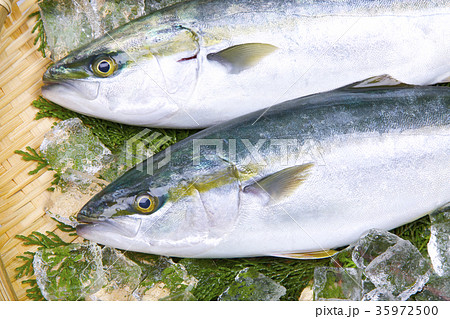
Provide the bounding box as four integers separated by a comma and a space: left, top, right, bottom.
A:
76, 214, 142, 239
42, 80, 100, 101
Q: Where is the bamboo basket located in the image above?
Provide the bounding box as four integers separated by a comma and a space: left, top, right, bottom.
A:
1, 0, 448, 303
0, 0, 79, 301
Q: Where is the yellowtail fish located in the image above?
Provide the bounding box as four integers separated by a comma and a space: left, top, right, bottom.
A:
42, 0, 450, 128
76, 83, 450, 258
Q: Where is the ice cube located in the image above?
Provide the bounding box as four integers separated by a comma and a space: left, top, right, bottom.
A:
33, 243, 105, 301
427, 207, 450, 277
313, 267, 363, 301
352, 229, 432, 301
352, 229, 400, 269
40, 119, 112, 225
363, 238, 431, 301
362, 288, 396, 301
44, 172, 106, 227
129, 254, 197, 301
87, 247, 142, 301
218, 267, 286, 301
429, 205, 450, 225
361, 278, 376, 296
428, 222, 450, 277
39, 0, 146, 60
362, 275, 396, 301
413, 274, 450, 301
40, 118, 113, 178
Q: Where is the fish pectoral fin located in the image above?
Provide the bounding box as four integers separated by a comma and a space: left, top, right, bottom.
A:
341, 74, 412, 90
207, 43, 278, 74
270, 250, 339, 260
243, 163, 313, 203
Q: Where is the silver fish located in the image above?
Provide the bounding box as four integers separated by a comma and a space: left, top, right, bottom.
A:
76, 83, 450, 258
42, 0, 450, 128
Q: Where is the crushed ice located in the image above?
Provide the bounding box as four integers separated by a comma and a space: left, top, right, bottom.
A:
218, 267, 286, 301
313, 229, 434, 301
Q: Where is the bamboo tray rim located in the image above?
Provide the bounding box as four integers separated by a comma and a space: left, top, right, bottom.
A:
0, 0, 76, 301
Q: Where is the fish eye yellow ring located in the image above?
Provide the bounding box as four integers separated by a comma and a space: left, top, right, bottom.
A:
135, 194, 157, 214
92, 56, 117, 77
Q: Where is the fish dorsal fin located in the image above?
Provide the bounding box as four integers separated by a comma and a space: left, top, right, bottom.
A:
270, 250, 339, 260
243, 163, 313, 204
207, 43, 278, 74
340, 74, 412, 90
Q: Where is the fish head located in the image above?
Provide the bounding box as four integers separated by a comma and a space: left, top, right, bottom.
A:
76, 157, 241, 257
42, 23, 201, 126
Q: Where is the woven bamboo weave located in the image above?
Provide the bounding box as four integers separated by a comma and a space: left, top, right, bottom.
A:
0, 0, 79, 301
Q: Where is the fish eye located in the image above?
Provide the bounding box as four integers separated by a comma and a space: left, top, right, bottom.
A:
92, 56, 117, 77
135, 194, 158, 214
98, 61, 110, 73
